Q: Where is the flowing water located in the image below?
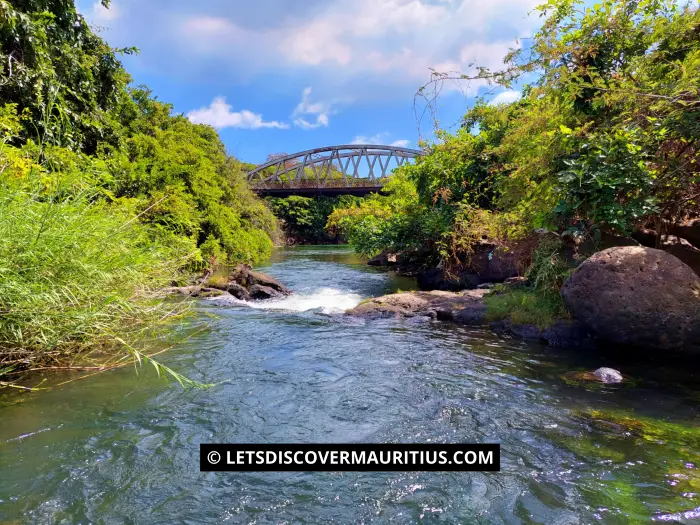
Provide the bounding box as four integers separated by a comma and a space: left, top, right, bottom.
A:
1, 245, 700, 524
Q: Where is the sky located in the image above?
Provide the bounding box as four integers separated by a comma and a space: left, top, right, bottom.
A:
78, 0, 541, 164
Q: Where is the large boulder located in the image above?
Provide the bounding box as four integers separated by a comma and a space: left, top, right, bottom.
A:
561, 247, 700, 352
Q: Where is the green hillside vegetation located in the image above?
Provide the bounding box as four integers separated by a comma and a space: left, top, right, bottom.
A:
0, 0, 277, 386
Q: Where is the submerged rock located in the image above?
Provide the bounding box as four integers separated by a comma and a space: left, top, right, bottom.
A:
561, 246, 700, 352
592, 367, 624, 384
541, 320, 591, 348
563, 367, 624, 385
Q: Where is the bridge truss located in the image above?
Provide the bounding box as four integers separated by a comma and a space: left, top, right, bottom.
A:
247, 144, 424, 196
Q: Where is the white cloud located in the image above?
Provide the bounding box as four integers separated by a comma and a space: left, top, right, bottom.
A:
489, 90, 522, 105
292, 87, 333, 129
174, 0, 540, 94
351, 133, 411, 147
187, 97, 289, 130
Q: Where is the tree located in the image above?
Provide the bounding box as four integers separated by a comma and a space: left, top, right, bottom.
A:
0, 0, 134, 152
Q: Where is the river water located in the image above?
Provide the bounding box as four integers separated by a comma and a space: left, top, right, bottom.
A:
1, 246, 699, 524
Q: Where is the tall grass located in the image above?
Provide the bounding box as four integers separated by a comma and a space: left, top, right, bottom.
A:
0, 177, 200, 385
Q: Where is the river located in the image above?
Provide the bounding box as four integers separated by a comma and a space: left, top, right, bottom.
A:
1, 245, 699, 524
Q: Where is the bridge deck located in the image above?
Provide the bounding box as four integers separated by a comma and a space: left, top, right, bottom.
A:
253, 186, 384, 198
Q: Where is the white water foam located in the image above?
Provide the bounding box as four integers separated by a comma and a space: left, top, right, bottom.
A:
209, 287, 363, 314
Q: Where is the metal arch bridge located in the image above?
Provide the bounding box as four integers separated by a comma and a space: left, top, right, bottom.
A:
247, 144, 424, 197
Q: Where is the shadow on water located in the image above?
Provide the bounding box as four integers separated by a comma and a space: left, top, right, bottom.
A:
0, 245, 699, 524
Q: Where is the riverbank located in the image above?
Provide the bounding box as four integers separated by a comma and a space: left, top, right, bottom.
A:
353, 241, 700, 357
346, 286, 592, 348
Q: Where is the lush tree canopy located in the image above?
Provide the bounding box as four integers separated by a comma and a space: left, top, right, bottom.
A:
332, 0, 699, 269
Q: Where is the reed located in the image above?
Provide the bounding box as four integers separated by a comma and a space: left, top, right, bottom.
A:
0, 177, 200, 386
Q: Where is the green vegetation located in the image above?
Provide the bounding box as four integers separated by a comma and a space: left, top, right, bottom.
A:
269, 195, 356, 244
482, 235, 574, 329
484, 288, 570, 329
331, 0, 699, 290
0, 0, 277, 385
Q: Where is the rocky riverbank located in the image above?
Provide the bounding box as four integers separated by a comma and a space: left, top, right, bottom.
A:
352, 245, 700, 356
346, 288, 593, 348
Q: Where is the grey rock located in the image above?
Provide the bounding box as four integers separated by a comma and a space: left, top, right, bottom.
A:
671, 218, 700, 250
592, 367, 624, 384
561, 246, 700, 352
227, 282, 251, 301
250, 284, 282, 300
230, 264, 291, 295
453, 304, 487, 325
659, 235, 700, 277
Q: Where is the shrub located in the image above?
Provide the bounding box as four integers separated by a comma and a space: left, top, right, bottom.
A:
525, 235, 573, 295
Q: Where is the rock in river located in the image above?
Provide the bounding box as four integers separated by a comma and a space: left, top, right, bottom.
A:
229, 264, 291, 296
561, 246, 700, 352
592, 367, 624, 384
191, 264, 292, 301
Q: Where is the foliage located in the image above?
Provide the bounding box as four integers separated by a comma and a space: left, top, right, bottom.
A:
0, 0, 134, 153
525, 235, 573, 294
103, 88, 277, 266
0, 1, 279, 384
327, 172, 447, 262
268, 195, 346, 244
515, 0, 700, 234
336, 0, 699, 281
484, 287, 570, 329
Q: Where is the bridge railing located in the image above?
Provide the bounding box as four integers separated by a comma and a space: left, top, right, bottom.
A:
248, 145, 424, 192
249, 178, 388, 190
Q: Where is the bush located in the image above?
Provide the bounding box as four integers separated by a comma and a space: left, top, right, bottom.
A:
525, 235, 573, 295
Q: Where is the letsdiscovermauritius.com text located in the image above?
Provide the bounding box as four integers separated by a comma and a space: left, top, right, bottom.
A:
200, 443, 500, 472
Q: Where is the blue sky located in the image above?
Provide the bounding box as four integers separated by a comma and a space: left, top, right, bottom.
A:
78, 0, 539, 164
